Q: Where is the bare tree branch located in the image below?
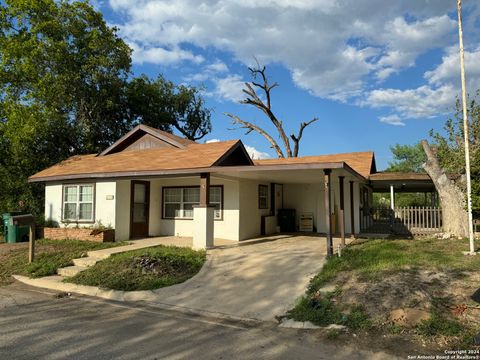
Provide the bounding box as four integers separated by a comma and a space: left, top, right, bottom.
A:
290, 118, 319, 157
225, 112, 285, 158
241, 66, 292, 156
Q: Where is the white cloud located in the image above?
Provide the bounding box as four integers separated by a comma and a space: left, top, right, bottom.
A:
244, 145, 271, 160
364, 46, 480, 121
363, 84, 455, 119
210, 75, 245, 102
205, 60, 228, 73
128, 43, 204, 65
205, 138, 220, 143
425, 46, 480, 88
108, 0, 461, 99
374, 15, 456, 80
379, 114, 405, 126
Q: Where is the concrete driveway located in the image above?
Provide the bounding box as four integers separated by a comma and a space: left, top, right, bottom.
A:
149, 234, 349, 321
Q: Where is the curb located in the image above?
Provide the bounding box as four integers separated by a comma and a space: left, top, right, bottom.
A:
12, 273, 264, 327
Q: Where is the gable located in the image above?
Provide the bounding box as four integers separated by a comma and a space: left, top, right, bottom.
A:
99, 124, 195, 156
212, 141, 254, 166
120, 133, 175, 152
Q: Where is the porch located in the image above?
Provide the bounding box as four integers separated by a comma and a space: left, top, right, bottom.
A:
117, 164, 365, 255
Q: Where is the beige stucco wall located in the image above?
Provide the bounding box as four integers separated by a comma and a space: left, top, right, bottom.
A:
44, 173, 364, 242
238, 180, 271, 240
148, 176, 241, 241
283, 174, 361, 235
115, 180, 130, 241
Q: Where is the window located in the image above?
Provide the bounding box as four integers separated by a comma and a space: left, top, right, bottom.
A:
258, 184, 269, 209
163, 186, 223, 220
63, 184, 94, 222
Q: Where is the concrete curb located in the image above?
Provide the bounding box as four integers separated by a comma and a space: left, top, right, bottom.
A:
12, 271, 263, 327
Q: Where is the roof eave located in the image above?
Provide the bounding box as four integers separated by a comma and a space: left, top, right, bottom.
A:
29, 161, 367, 183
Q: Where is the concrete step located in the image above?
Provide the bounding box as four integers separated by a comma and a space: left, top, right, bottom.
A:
72, 257, 98, 267
86, 251, 111, 260
57, 265, 86, 277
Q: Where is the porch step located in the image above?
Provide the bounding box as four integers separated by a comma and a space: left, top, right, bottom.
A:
86, 251, 111, 260
57, 265, 86, 277
72, 257, 98, 267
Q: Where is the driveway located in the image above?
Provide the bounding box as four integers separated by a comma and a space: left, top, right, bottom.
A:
149, 234, 349, 321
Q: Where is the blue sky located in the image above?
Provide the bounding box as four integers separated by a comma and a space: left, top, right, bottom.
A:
96, 0, 480, 169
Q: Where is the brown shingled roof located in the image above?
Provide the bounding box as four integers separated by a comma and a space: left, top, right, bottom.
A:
254, 151, 376, 178
369, 172, 431, 181
30, 140, 238, 181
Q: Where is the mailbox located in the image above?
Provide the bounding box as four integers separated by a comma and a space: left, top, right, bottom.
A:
9, 214, 35, 227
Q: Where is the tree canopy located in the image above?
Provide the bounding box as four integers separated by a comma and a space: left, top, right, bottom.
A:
0, 0, 212, 221
386, 143, 426, 173
385, 92, 479, 212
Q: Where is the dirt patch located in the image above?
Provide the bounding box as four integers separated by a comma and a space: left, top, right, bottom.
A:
0, 242, 28, 256
332, 269, 480, 332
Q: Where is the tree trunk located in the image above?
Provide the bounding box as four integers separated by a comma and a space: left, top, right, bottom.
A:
421, 140, 469, 237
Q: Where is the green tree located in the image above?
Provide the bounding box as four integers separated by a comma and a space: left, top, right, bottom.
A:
386, 143, 426, 173
127, 75, 211, 140
0, 0, 132, 219
0, 0, 212, 221
430, 93, 480, 212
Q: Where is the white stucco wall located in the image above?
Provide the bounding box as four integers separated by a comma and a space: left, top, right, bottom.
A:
45, 184, 63, 225
95, 182, 116, 229
44, 181, 116, 229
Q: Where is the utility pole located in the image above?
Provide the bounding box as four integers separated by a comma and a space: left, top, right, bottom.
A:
457, 0, 476, 254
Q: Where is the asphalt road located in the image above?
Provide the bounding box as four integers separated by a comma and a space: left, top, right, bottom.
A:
0, 283, 395, 360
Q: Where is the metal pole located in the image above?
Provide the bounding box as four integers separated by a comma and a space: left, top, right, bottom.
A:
390, 184, 395, 210
457, 0, 475, 254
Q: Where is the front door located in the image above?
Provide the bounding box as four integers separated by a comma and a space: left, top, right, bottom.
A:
130, 181, 150, 239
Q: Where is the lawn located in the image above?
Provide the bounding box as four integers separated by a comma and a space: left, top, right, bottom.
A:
289, 238, 480, 349
0, 239, 125, 286
66, 245, 206, 291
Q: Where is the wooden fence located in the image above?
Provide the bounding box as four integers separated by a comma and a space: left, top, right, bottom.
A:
361, 207, 443, 236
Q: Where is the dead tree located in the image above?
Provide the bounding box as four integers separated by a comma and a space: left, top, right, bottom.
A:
421, 140, 469, 237
225, 65, 319, 157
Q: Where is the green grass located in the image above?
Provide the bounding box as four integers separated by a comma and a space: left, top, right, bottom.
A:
66, 245, 206, 291
416, 312, 464, 337
0, 239, 125, 285
287, 293, 372, 330
290, 238, 480, 334
307, 238, 480, 293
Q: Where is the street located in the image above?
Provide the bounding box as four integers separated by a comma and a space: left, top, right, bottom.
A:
0, 283, 394, 360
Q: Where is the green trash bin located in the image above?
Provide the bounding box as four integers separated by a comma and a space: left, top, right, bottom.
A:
2, 212, 30, 243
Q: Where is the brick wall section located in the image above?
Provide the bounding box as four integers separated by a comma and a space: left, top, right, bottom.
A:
43, 228, 115, 242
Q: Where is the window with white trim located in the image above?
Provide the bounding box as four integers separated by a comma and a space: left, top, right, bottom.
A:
63, 184, 94, 221
163, 186, 223, 219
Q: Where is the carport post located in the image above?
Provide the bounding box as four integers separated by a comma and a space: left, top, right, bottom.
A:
390, 184, 395, 210
193, 172, 214, 250
324, 169, 333, 257
339, 176, 345, 247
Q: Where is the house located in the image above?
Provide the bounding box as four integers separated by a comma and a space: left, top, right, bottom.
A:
29, 124, 383, 250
